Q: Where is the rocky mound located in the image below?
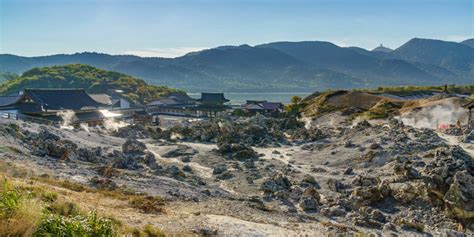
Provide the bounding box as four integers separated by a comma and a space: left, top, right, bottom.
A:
166, 114, 327, 147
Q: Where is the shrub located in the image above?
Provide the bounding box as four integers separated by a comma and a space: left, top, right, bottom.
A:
129, 196, 165, 214
0, 179, 42, 236
47, 200, 80, 217
130, 224, 167, 237
0, 181, 22, 218
142, 224, 167, 237
34, 210, 116, 236
40, 191, 58, 203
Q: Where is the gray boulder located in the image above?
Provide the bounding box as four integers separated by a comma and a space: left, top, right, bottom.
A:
122, 138, 146, 154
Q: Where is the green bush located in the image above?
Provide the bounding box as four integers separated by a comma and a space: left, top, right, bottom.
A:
0, 181, 22, 218
34, 211, 115, 236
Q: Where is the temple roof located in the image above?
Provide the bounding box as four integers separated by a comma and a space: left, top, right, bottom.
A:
0, 96, 22, 107
23, 88, 106, 110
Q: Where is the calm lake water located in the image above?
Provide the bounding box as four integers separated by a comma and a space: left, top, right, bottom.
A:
188, 92, 310, 105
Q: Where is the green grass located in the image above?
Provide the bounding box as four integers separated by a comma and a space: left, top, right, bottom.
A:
0, 178, 117, 236
34, 210, 116, 237
0, 180, 23, 218
0, 159, 169, 236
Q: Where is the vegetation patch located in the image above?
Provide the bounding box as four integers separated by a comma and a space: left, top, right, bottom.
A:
0, 175, 168, 236
129, 196, 166, 214
0, 64, 184, 104
361, 99, 403, 119
358, 84, 474, 96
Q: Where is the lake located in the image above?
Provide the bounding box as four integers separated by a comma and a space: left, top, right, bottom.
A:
188, 92, 311, 105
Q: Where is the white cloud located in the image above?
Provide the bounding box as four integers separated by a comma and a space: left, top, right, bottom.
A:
124, 47, 208, 58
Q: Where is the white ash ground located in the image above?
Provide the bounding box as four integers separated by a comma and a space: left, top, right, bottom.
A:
0, 113, 472, 236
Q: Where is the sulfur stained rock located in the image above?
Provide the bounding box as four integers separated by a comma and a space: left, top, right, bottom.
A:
443, 170, 474, 220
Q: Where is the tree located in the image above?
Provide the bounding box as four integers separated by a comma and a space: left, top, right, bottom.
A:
285, 96, 303, 117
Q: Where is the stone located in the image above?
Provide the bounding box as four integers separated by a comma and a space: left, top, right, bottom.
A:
369, 143, 381, 150
111, 150, 141, 170
303, 187, 321, 202
443, 171, 474, 220
212, 165, 227, 175
390, 183, 418, 204
217, 143, 258, 161
191, 226, 218, 236
299, 196, 318, 211
216, 171, 234, 180
166, 165, 186, 179
327, 179, 344, 192
77, 147, 98, 163
261, 172, 292, 194
351, 207, 387, 228
321, 205, 346, 217
182, 165, 193, 173
301, 174, 318, 185
352, 175, 380, 187
143, 151, 159, 170
382, 222, 396, 232
45, 140, 77, 160
393, 163, 420, 180
112, 124, 150, 139
343, 167, 354, 175
162, 145, 197, 158
122, 138, 146, 154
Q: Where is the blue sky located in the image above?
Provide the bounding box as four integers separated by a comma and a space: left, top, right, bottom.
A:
1, 0, 472, 57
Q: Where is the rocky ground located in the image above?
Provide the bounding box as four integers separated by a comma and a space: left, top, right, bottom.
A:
0, 109, 472, 236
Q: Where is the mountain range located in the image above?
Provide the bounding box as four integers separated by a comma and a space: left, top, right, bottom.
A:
1, 38, 473, 93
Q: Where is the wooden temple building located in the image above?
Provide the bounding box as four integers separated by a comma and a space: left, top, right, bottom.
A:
146, 92, 231, 117
0, 88, 154, 126
0, 89, 108, 125
243, 100, 284, 115
195, 93, 230, 117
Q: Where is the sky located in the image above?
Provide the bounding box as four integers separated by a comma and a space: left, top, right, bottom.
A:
0, 0, 472, 57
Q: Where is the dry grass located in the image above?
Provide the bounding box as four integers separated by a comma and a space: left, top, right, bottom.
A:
129, 196, 166, 214
0, 159, 170, 236
130, 224, 167, 237
0, 198, 42, 236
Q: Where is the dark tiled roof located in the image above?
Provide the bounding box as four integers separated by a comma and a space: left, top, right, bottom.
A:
245, 101, 283, 110
0, 96, 21, 107
24, 89, 106, 110
261, 102, 283, 110
90, 94, 113, 105
197, 93, 229, 102
196, 104, 231, 110
148, 98, 181, 106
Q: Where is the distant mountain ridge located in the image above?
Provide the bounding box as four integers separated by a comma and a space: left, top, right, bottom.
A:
461, 38, 474, 48
1, 38, 473, 92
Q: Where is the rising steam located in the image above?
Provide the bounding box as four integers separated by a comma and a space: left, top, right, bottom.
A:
103, 118, 128, 132
397, 102, 467, 129
57, 110, 77, 130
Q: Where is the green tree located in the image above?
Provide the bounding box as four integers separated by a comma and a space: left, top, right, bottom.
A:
285, 96, 303, 117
